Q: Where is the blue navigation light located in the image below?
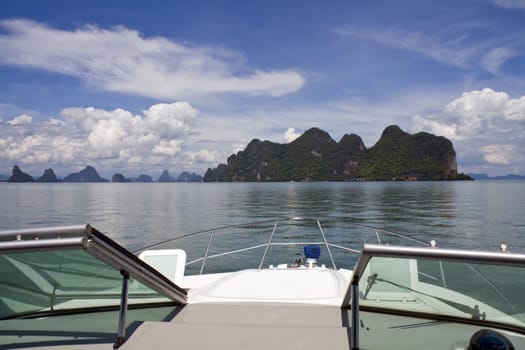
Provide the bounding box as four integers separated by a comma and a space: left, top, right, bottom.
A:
304, 245, 321, 259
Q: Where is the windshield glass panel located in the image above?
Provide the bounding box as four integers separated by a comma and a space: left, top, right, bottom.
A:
358, 256, 525, 329
0, 249, 169, 319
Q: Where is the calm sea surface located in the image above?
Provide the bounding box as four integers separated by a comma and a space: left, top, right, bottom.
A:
1, 181, 524, 258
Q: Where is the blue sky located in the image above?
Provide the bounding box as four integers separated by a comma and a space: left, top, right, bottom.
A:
1, 0, 525, 178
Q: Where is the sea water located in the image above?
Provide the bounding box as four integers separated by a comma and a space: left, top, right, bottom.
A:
1, 181, 524, 255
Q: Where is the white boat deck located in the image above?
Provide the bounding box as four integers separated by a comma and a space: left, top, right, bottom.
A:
183, 267, 353, 305
120, 268, 354, 350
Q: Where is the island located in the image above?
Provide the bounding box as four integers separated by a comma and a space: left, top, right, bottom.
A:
2, 165, 203, 183
63, 166, 109, 182
204, 125, 472, 182
7, 165, 34, 183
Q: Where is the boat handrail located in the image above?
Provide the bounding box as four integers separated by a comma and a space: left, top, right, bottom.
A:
0, 224, 188, 349
135, 217, 431, 274
346, 243, 525, 349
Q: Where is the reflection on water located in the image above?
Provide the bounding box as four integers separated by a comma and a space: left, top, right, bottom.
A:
0, 181, 524, 254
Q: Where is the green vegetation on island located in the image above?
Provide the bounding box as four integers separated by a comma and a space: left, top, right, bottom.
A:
204, 125, 472, 182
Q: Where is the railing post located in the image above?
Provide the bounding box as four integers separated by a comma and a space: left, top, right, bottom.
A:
259, 221, 279, 269
114, 269, 130, 349
350, 281, 359, 350
317, 220, 337, 269
200, 230, 215, 275
374, 230, 381, 244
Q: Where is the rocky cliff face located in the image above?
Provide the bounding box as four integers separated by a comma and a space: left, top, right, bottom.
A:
36, 168, 59, 182
359, 125, 458, 181
158, 170, 203, 182
63, 166, 107, 182
205, 127, 367, 182
176, 171, 203, 182
204, 125, 466, 182
136, 174, 154, 183
112, 173, 130, 182
158, 170, 175, 182
8, 165, 34, 182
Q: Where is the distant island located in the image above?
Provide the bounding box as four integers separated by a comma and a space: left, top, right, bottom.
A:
2, 165, 203, 183
204, 125, 472, 182
467, 173, 525, 180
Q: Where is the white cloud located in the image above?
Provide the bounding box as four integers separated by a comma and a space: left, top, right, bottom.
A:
152, 140, 184, 157
481, 144, 516, 165
444, 89, 510, 118
492, 0, 525, 9
0, 19, 305, 99
284, 128, 301, 143
185, 149, 222, 164
413, 88, 524, 139
505, 96, 525, 120
88, 118, 129, 158
0, 101, 208, 176
482, 47, 515, 74
336, 27, 476, 68
143, 102, 197, 138
412, 115, 458, 139
335, 26, 516, 75
411, 88, 525, 174
7, 114, 33, 125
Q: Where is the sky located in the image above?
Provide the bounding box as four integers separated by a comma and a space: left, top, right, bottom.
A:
1, 0, 525, 178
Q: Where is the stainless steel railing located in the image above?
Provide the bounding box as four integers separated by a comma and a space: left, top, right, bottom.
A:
135, 217, 431, 274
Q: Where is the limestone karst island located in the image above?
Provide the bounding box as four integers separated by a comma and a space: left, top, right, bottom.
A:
204, 125, 472, 182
